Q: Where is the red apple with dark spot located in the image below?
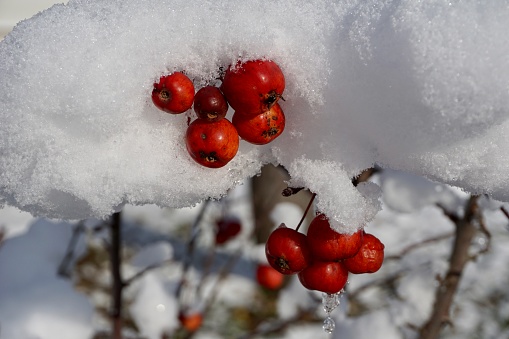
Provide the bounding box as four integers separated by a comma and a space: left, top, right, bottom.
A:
185, 118, 239, 168
265, 224, 311, 275
152, 72, 194, 114
220, 59, 285, 117
232, 103, 285, 145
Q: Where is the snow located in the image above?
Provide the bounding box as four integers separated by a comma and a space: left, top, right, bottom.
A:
0, 0, 507, 233
0, 219, 94, 339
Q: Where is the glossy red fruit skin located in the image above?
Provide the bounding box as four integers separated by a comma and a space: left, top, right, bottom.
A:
185, 118, 239, 168
152, 72, 195, 114
193, 86, 229, 122
232, 103, 285, 145
265, 224, 312, 275
306, 214, 364, 261
220, 59, 285, 117
298, 261, 349, 294
256, 264, 284, 290
344, 233, 385, 274
215, 217, 242, 245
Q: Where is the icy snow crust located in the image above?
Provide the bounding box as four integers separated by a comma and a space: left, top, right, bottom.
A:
1, 0, 508, 232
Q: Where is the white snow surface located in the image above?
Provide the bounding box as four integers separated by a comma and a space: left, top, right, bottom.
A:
1, 0, 509, 232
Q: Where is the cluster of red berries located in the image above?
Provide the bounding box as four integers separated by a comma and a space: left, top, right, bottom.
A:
265, 213, 385, 294
151, 59, 286, 168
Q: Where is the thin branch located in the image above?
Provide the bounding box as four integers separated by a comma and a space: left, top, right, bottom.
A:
296, 193, 316, 232
110, 211, 123, 339
237, 309, 318, 339
123, 258, 174, 287
419, 195, 480, 339
385, 232, 454, 261
57, 221, 85, 278
175, 199, 210, 299
281, 186, 304, 197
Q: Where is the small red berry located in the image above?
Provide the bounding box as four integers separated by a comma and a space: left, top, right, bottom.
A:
220, 59, 285, 117
178, 311, 203, 332
306, 214, 363, 261
344, 233, 385, 274
256, 264, 284, 290
193, 86, 229, 122
298, 261, 349, 294
152, 72, 195, 114
232, 103, 286, 145
215, 217, 242, 245
265, 224, 311, 275
185, 118, 239, 168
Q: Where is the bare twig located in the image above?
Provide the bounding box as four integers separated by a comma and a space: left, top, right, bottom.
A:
123, 258, 174, 287
58, 221, 85, 278
175, 199, 210, 299
419, 196, 480, 339
295, 193, 316, 232
385, 232, 454, 261
352, 167, 380, 187
110, 211, 123, 339
281, 186, 305, 197
237, 309, 318, 339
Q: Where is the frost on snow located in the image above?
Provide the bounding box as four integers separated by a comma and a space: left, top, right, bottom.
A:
1, 0, 508, 231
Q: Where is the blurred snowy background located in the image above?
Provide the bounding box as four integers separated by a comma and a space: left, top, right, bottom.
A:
2, 0, 509, 338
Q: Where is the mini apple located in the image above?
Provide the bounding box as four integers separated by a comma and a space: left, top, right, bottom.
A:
298, 261, 349, 294
256, 264, 284, 290
306, 214, 363, 261
185, 118, 239, 168
344, 233, 385, 274
265, 224, 311, 275
220, 59, 285, 117
215, 217, 242, 245
232, 103, 285, 145
152, 72, 195, 114
193, 85, 229, 122
178, 310, 203, 332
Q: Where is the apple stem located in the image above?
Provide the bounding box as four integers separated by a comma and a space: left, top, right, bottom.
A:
296, 193, 316, 232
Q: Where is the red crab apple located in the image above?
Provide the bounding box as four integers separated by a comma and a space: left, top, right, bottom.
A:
220, 59, 285, 117
265, 224, 311, 275
215, 217, 242, 245
298, 261, 349, 294
193, 85, 229, 122
306, 214, 364, 261
152, 72, 195, 114
344, 233, 385, 274
178, 311, 203, 332
256, 264, 284, 290
185, 118, 239, 168
232, 103, 286, 145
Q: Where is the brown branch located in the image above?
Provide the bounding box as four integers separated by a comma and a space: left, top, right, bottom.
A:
352, 167, 380, 187
123, 258, 174, 287
296, 193, 316, 232
419, 195, 480, 339
175, 199, 210, 300
110, 211, 123, 339
237, 309, 318, 339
